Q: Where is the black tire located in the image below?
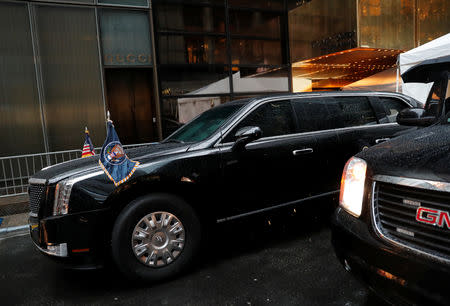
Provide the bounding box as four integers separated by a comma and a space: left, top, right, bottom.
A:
111, 193, 201, 282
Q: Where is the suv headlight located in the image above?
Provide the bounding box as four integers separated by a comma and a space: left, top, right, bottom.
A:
339, 157, 367, 218
53, 178, 74, 215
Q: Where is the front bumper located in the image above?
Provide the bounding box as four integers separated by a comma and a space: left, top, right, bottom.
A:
29, 208, 110, 269
332, 207, 450, 305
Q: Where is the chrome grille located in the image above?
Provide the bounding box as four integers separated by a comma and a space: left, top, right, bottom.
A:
28, 184, 46, 216
373, 181, 450, 260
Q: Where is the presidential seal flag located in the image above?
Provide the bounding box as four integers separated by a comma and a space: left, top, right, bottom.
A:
81, 127, 95, 158
99, 121, 140, 186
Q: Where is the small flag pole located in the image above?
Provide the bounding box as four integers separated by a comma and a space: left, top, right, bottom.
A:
85, 126, 88, 134
107, 110, 112, 123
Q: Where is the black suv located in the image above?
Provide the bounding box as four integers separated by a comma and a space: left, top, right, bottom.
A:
29, 91, 418, 281
332, 69, 450, 304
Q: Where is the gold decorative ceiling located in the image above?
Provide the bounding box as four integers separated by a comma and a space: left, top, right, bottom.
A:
292, 47, 403, 89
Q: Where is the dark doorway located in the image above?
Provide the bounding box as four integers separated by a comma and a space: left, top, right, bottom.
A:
104, 68, 156, 144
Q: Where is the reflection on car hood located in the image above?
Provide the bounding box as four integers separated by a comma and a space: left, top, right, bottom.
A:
32, 142, 190, 183
358, 124, 450, 182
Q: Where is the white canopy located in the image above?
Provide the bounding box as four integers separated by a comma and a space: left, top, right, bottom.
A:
399, 33, 450, 75
398, 33, 450, 104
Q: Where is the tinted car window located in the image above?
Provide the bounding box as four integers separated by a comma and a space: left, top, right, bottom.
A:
293, 96, 377, 132
333, 97, 377, 127
224, 100, 295, 142
379, 97, 408, 123
292, 98, 338, 132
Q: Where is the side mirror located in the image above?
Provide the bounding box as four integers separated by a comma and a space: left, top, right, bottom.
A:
231, 126, 262, 152
396, 108, 436, 127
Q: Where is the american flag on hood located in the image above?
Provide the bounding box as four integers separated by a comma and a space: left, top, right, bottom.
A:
81, 127, 95, 158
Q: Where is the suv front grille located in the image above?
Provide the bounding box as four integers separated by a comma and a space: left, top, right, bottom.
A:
373, 181, 450, 260
28, 184, 47, 217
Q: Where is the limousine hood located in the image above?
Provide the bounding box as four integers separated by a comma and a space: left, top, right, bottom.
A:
31, 142, 190, 184
358, 124, 450, 183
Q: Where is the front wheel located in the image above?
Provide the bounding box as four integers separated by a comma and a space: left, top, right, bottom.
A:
111, 193, 201, 282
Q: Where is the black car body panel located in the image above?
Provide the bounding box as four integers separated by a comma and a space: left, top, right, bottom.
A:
332, 125, 450, 304
28, 91, 418, 268
332, 71, 450, 304
332, 207, 450, 305
357, 124, 450, 182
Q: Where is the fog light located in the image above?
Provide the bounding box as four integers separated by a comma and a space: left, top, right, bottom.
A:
46, 243, 68, 257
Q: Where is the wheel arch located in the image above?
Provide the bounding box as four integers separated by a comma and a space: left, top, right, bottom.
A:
103, 179, 213, 243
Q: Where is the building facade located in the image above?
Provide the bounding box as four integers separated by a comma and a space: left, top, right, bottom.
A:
0, 0, 449, 157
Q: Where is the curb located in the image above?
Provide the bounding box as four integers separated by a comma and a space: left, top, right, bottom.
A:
0, 224, 28, 236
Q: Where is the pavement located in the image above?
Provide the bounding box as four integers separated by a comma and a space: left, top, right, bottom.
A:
0, 211, 387, 306
0, 195, 29, 237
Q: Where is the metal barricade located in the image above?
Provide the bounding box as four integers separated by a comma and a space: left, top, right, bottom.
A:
0, 143, 155, 198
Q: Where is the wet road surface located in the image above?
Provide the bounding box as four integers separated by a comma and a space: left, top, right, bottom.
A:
0, 212, 386, 305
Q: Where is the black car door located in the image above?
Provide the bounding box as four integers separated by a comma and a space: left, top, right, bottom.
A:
217, 99, 319, 220
291, 97, 342, 195
332, 95, 413, 167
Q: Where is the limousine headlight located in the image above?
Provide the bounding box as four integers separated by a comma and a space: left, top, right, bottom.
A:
53, 178, 74, 216
339, 157, 367, 218
53, 171, 104, 216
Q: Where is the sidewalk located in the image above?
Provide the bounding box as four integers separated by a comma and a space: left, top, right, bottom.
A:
0, 212, 28, 238
0, 195, 29, 238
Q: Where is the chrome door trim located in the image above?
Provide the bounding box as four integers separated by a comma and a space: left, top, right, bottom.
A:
216, 123, 399, 149
216, 190, 339, 223
292, 148, 313, 155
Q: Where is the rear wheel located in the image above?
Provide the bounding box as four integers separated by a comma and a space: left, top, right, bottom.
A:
111, 193, 201, 281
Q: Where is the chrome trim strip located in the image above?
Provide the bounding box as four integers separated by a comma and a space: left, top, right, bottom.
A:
371, 178, 450, 264
28, 178, 47, 185
373, 174, 450, 193
216, 123, 399, 148
216, 190, 339, 223
31, 237, 68, 258
48, 169, 103, 185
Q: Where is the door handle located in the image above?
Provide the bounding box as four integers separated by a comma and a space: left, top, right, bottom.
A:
375, 138, 390, 144
292, 148, 313, 156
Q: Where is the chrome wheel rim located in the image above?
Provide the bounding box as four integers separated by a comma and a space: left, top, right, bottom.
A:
131, 211, 185, 268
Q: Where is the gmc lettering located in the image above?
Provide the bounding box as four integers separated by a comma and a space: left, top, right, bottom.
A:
416, 207, 450, 229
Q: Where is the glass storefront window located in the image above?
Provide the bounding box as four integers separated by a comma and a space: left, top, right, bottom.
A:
418, 0, 450, 45
228, 0, 284, 10
35, 6, 105, 151
288, 0, 356, 62
39, 0, 94, 3
229, 10, 281, 39
231, 39, 283, 65
154, 0, 225, 5
0, 2, 46, 156
158, 35, 227, 64
159, 66, 230, 96
100, 9, 152, 66
232, 67, 289, 93
162, 95, 231, 131
155, 4, 225, 33
98, 0, 148, 7
359, 0, 414, 50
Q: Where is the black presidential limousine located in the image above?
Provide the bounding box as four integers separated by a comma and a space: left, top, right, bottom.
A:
28, 91, 418, 281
